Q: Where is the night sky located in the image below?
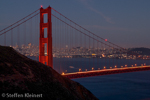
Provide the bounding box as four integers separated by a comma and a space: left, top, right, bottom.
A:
1, 0, 150, 48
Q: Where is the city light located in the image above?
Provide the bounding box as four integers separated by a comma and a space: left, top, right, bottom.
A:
11, 44, 150, 60
92, 67, 94, 70
79, 68, 81, 72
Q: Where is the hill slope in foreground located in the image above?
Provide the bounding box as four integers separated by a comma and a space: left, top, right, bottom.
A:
0, 46, 98, 100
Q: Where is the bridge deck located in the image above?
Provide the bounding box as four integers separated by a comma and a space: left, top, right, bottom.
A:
62, 66, 150, 79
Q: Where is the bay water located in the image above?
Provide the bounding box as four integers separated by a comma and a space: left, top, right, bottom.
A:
29, 56, 150, 100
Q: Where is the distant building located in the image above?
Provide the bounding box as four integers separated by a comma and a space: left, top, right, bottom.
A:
28, 43, 31, 48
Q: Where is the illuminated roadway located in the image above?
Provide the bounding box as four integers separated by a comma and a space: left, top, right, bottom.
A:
62, 65, 150, 79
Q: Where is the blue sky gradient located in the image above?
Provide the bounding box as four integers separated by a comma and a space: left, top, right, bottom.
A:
0, 0, 150, 48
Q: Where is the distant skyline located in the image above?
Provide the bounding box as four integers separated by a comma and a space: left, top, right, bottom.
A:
1, 0, 150, 48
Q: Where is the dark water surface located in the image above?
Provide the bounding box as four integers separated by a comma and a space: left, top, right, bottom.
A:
73, 71, 150, 100
29, 56, 150, 100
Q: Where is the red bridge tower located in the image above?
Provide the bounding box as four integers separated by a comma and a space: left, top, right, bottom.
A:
39, 6, 53, 68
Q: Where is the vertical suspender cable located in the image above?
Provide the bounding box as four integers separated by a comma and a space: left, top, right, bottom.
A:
4, 32, 6, 46
97, 38, 98, 70
89, 32, 90, 70
11, 26, 13, 46
17, 26, 19, 47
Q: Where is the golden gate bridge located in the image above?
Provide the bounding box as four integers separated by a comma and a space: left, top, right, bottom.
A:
0, 6, 150, 79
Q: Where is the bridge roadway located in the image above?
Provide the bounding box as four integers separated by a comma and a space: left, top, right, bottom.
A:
62, 66, 150, 79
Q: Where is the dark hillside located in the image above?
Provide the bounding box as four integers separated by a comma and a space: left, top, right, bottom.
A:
0, 46, 98, 100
